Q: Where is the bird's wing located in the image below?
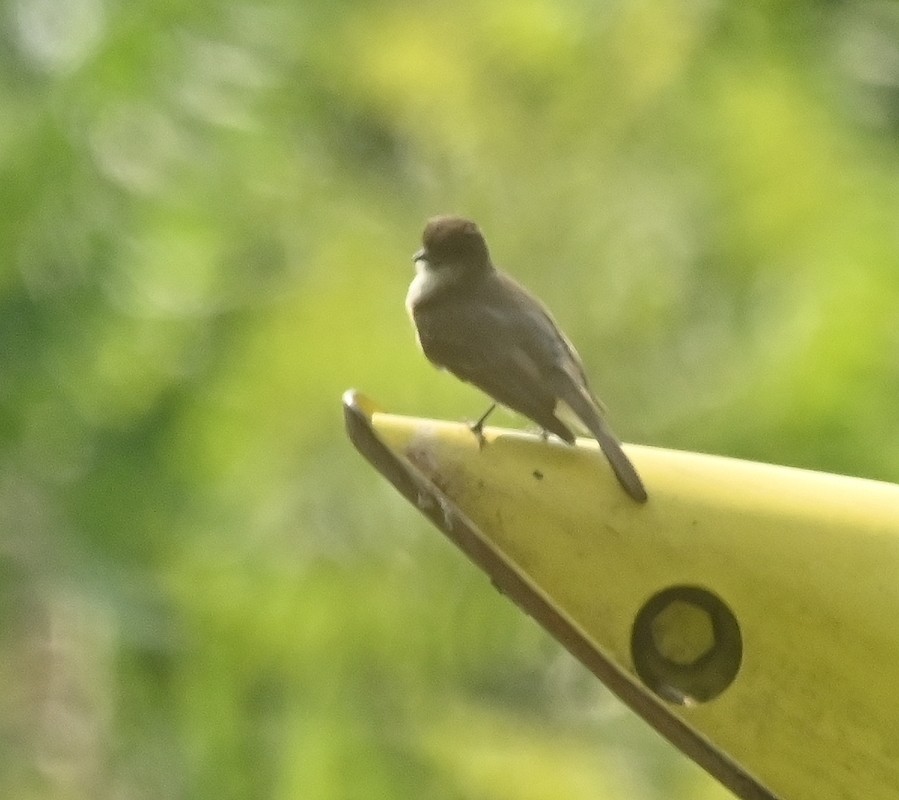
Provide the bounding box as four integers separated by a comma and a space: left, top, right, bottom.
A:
413, 291, 574, 441
487, 273, 645, 501
489, 272, 606, 411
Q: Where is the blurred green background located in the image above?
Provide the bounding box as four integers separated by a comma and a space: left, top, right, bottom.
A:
3, 0, 899, 797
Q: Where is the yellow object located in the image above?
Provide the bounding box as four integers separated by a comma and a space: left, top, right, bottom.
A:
344, 390, 899, 800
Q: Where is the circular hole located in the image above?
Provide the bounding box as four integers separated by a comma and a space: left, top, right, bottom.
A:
631, 586, 742, 705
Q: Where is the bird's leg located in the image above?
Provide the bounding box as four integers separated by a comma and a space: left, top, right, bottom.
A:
469, 403, 496, 449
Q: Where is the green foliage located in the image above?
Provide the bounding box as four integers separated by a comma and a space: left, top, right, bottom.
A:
1, 0, 897, 797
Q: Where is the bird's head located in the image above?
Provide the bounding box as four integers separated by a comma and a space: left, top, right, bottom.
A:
413, 216, 492, 274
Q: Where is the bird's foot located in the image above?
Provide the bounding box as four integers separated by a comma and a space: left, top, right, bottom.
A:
468, 418, 488, 450
468, 403, 496, 450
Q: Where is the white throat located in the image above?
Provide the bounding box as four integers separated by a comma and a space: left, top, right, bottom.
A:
405, 259, 460, 312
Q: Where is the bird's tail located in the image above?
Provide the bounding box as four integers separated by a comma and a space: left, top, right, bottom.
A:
590, 417, 648, 503
556, 385, 648, 503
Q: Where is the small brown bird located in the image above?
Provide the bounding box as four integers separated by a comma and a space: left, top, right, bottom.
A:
406, 215, 647, 503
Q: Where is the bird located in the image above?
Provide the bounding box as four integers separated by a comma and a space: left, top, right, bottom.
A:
405, 215, 648, 503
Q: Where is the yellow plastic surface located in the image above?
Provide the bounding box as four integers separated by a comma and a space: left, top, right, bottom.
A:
344, 391, 899, 800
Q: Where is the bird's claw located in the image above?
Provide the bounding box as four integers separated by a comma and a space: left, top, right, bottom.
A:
468, 419, 488, 450
467, 403, 495, 450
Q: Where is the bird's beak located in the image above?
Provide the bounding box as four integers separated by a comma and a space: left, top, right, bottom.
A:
412, 248, 425, 263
